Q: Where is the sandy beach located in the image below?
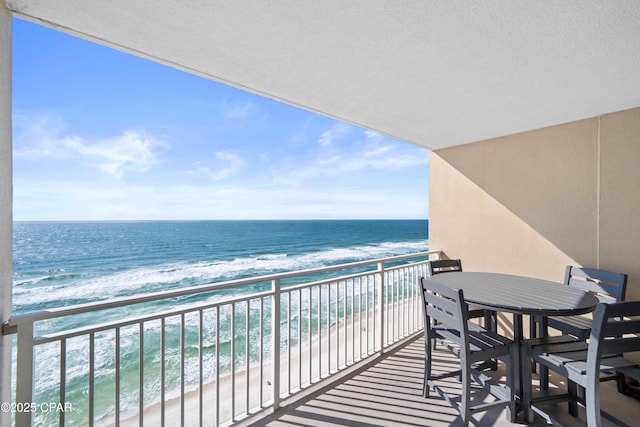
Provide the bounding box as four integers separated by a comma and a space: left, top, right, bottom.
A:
106, 299, 421, 427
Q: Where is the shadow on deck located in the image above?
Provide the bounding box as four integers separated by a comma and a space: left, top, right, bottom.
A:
248, 335, 639, 427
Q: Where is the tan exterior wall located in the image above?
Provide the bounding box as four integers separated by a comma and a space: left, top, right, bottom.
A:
598, 108, 640, 301
430, 107, 640, 302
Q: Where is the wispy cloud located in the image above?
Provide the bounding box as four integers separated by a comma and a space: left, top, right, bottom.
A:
365, 130, 383, 140
192, 151, 246, 181
14, 115, 167, 178
277, 127, 427, 183
318, 123, 352, 146
82, 131, 165, 178
223, 99, 256, 120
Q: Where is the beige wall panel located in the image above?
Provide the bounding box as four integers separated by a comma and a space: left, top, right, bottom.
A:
430, 155, 574, 281
430, 107, 640, 302
599, 108, 640, 301
430, 118, 599, 282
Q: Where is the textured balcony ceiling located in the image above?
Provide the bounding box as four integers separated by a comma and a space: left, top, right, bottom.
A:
7, 1, 640, 150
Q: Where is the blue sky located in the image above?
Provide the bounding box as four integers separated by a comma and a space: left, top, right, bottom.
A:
12, 19, 429, 221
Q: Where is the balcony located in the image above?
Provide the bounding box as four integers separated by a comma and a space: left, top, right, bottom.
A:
4, 251, 639, 427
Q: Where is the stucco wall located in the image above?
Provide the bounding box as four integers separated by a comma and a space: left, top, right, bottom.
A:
430, 107, 640, 302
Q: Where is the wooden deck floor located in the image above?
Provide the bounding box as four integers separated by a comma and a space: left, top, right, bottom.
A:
249, 334, 640, 427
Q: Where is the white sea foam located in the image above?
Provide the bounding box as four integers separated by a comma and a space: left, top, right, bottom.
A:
13, 239, 428, 310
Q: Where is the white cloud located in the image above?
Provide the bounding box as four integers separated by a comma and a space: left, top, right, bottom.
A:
318, 123, 352, 146
14, 115, 167, 178
365, 130, 385, 141
81, 130, 165, 178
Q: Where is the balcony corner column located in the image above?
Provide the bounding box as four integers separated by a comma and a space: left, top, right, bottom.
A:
0, 3, 13, 422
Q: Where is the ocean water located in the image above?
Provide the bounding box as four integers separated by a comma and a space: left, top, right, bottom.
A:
12, 220, 428, 424
13, 220, 428, 314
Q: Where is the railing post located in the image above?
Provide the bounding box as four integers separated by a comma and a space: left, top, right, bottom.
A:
377, 262, 385, 354
271, 278, 281, 410
15, 322, 34, 427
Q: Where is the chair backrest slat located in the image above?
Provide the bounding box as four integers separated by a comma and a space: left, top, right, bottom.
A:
427, 259, 462, 277
603, 318, 640, 336
422, 289, 460, 329
605, 302, 640, 319
600, 337, 640, 355
565, 266, 628, 303
589, 301, 640, 365
421, 276, 469, 330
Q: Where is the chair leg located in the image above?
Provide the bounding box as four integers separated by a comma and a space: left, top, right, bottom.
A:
484, 310, 496, 332
529, 315, 537, 373
521, 346, 535, 424
507, 346, 517, 423
540, 365, 549, 390
615, 372, 627, 394
422, 367, 429, 397
585, 377, 603, 427
537, 317, 551, 390
430, 318, 438, 351
482, 311, 499, 371
423, 330, 432, 398
568, 380, 579, 417
460, 361, 471, 427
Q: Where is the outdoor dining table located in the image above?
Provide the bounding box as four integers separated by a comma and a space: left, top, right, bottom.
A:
425, 271, 600, 419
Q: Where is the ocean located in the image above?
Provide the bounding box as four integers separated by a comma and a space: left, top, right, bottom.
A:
12, 220, 428, 425
13, 220, 428, 314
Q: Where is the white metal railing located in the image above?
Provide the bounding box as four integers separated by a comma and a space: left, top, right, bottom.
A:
3, 250, 440, 426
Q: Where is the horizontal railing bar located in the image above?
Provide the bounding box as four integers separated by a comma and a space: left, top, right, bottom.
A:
33, 289, 274, 343
8, 251, 438, 327
280, 271, 378, 294
259, 255, 432, 294
33, 261, 428, 342
385, 258, 431, 272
